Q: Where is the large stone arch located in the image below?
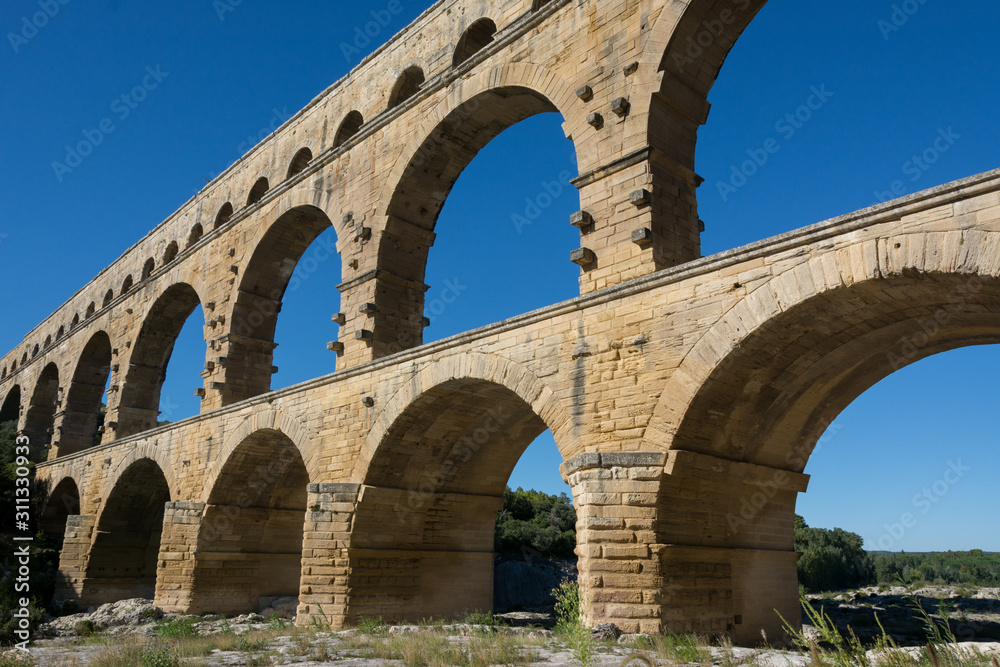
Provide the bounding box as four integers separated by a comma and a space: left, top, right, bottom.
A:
644, 230, 1000, 461
55, 330, 113, 457
83, 457, 171, 605
184, 422, 313, 615
115, 282, 207, 438
221, 203, 340, 405
38, 475, 81, 544
338, 352, 572, 622
353, 351, 573, 481
361, 63, 584, 359
201, 406, 317, 499
638, 229, 1000, 642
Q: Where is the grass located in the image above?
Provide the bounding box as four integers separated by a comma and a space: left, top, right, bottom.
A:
155, 616, 198, 638
338, 626, 541, 667
780, 593, 999, 667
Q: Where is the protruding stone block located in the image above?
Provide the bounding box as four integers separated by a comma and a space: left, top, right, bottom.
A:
631, 228, 653, 246
587, 113, 603, 129
326, 341, 344, 353
576, 85, 593, 101
629, 189, 651, 207
355, 329, 373, 341
571, 248, 596, 267
570, 210, 594, 229
611, 97, 630, 117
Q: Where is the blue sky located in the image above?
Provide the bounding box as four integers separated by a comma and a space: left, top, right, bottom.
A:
1, 0, 997, 551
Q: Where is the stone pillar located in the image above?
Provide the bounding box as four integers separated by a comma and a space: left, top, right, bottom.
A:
49, 409, 98, 458
297, 483, 361, 628
573, 148, 702, 294
658, 450, 809, 645
336, 268, 429, 368
563, 452, 668, 635
154, 502, 206, 612
54, 514, 96, 605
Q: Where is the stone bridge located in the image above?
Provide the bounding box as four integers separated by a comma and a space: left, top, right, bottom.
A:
2, 0, 998, 645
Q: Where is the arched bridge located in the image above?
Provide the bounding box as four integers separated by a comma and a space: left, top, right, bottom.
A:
3, 0, 998, 645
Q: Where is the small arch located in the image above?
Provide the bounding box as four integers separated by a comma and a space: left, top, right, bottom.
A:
122, 275, 134, 294
214, 202, 234, 229
188, 428, 310, 614
247, 177, 270, 206
11, 360, 17, 371
44, 335, 52, 348
21, 352, 28, 364
31, 344, 39, 357
163, 241, 179, 265
532, 0, 553, 8
285, 147, 313, 179
454, 19, 497, 67
187, 223, 204, 248
1, 367, 6, 380
333, 111, 364, 148
103, 289, 114, 308
71, 313, 80, 328
86, 302, 96, 318
142, 257, 155, 280
387, 66, 425, 109
57, 325, 65, 340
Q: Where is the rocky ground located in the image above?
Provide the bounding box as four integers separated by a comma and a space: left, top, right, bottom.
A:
3, 588, 1000, 666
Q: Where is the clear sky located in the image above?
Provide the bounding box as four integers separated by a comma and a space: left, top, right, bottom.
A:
1, 0, 997, 551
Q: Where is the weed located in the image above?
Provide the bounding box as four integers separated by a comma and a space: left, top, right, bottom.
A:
356, 615, 390, 636
155, 617, 197, 638
74, 619, 98, 636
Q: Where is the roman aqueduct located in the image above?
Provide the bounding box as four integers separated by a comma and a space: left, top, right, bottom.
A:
2, 0, 998, 644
